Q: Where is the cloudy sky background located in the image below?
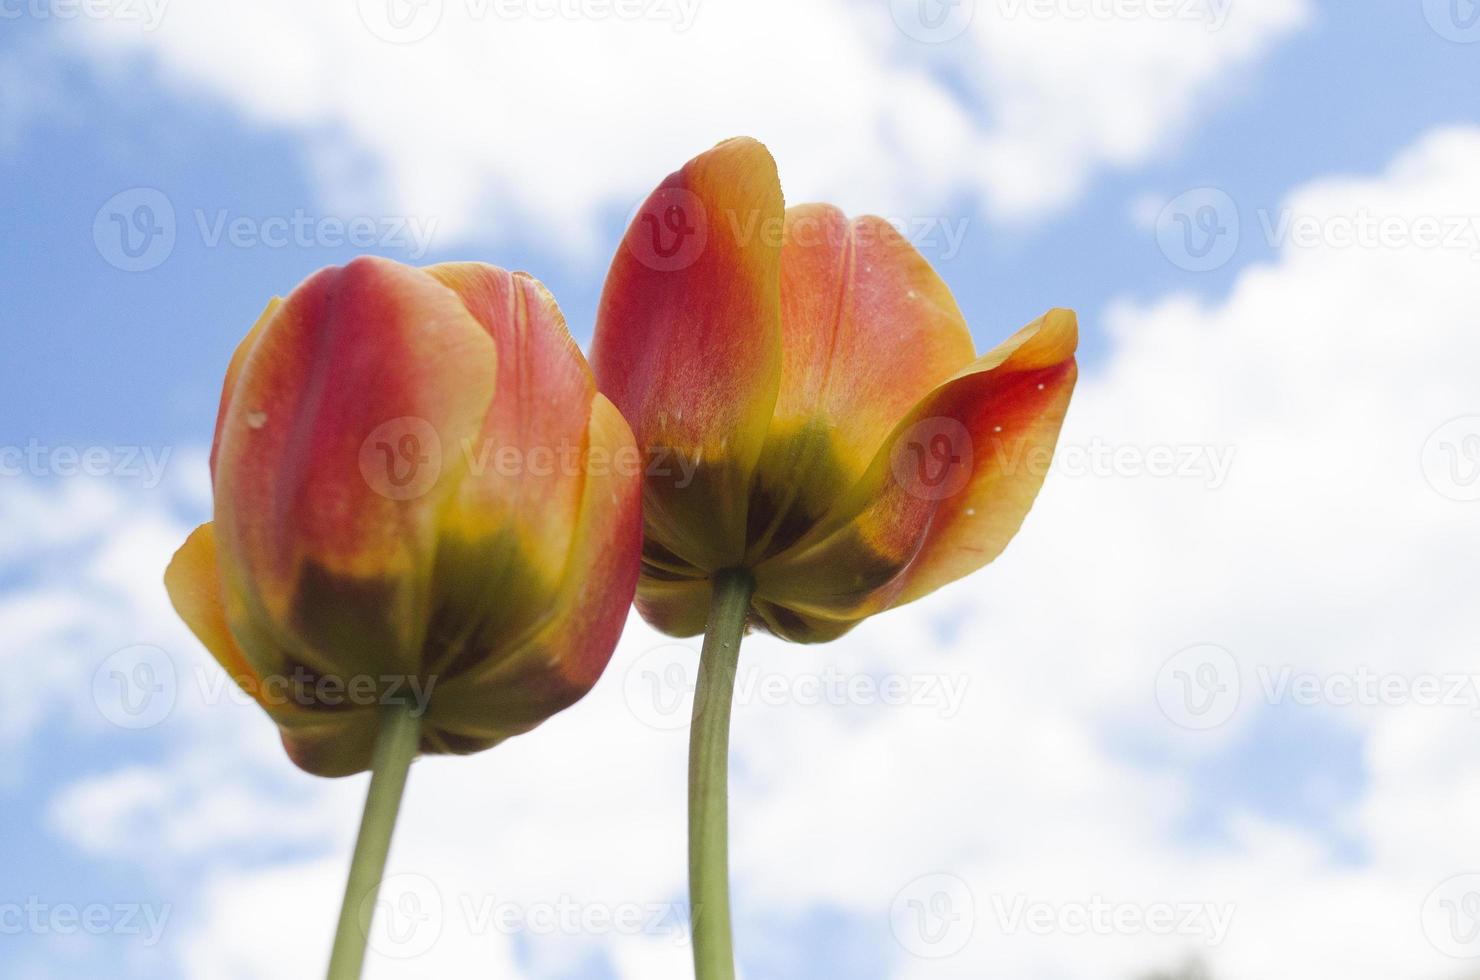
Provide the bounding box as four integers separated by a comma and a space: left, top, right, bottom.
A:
3, 1, 1480, 977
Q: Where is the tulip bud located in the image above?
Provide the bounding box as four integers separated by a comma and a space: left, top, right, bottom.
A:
593, 138, 1078, 642
166, 257, 642, 775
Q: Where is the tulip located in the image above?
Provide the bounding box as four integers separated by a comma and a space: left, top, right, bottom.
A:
164, 256, 641, 979
592, 138, 1077, 979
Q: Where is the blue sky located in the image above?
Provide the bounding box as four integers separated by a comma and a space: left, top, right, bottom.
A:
6, 2, 1473, 448
3, 2, 1480, 977
3, 2, 1476, 440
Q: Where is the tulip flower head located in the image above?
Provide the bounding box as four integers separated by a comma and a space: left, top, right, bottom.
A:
593, 137, 1078, 643
165, 257, 642, 776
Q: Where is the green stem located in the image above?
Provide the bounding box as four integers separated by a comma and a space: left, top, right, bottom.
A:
688, 567, 755, 980
326, 699, 423, 980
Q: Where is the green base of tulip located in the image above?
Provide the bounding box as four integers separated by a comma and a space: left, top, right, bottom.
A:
326, 699, 423, 980
688, 567, 755, 980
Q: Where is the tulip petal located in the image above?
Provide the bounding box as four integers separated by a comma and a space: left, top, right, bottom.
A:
210, 297, 280, 480
420, 263, 597, 672
165, 522, 282, 709
425, 393, 643, 745
165, 522, 375, 776
592, 136, 784, 571
752, 309, 1078, 639
211, 256, 495, 676
745, 205, 976, 563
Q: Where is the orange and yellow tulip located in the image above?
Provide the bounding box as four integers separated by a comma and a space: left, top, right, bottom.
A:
165, 256, 642, 777
592, 137, 1078, 643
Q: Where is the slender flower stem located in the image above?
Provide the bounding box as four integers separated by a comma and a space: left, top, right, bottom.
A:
689, 567, 755, 980
326, 699, 423, 980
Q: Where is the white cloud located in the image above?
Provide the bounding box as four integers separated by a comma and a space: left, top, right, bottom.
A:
55, 0, 1309, 253
27, 125, 1480, 977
